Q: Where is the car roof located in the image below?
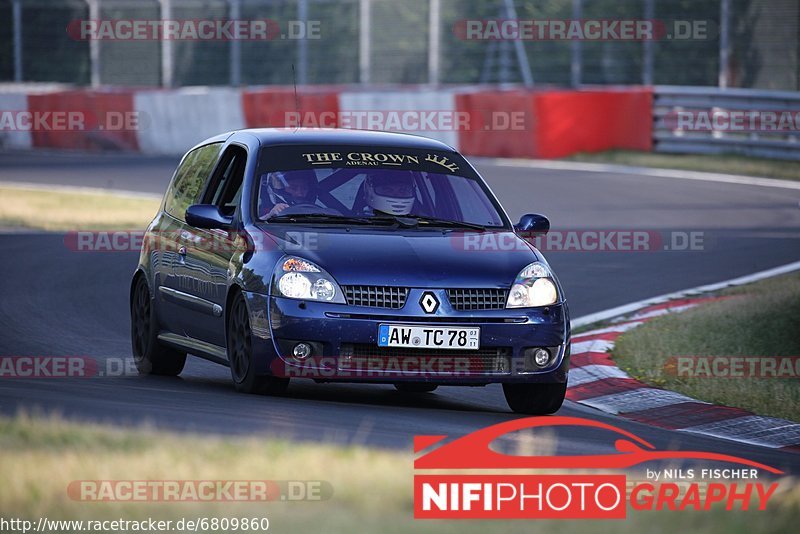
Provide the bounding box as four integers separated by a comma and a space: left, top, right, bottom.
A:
196, 128, 458, 152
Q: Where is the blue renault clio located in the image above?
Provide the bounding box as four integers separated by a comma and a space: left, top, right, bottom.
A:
130, 128, 570, 414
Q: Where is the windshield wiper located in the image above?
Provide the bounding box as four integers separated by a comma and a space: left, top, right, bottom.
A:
267, 213, 416, 228
267, 213, 486, 231
367, 210, 487, 230
399, 215, 487, 231
266, 213, 378, 225
366, 215, 420, 229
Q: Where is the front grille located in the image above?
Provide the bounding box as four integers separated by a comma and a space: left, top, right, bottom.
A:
447, 288, 508, 311
339, 343, 511, 375
343, 286, 408, 309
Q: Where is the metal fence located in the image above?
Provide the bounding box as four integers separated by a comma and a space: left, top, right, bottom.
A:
653, 85, 800, 160
1, 0, 798, 90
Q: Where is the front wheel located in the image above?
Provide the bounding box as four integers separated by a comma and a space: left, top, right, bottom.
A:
502, 382, 567, 415
227, 292, 289, 395
130, 276, 186, 376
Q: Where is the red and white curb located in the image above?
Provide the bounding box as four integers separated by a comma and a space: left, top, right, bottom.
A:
567, 297, 800, 451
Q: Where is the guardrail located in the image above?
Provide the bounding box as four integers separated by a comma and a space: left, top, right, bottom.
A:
653, 86, 800, 161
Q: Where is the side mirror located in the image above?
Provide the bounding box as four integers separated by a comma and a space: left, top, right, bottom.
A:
185, 204, 232, 230
515, 213, 550, 235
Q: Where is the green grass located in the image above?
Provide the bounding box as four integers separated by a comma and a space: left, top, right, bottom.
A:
566, 151, 800, 181
0, 185, 160, 231
1, 413, 799, 533
613, 272, 800, 422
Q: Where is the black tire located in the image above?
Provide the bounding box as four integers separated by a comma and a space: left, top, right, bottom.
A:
502, 382, 567, 415
131, 276, 186, 376
394, 383, 438, 393
227, 292, 289, 395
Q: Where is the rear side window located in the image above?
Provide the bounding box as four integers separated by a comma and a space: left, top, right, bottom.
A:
164, 143, 222, 221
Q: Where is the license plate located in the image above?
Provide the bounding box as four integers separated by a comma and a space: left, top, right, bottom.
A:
378, 324, 480, 350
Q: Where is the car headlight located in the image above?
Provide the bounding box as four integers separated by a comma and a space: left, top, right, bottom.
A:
506, 262, 559, 308
273, 256, 345, 303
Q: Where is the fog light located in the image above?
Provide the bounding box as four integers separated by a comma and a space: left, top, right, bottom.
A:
533, 348, 550, 367
293, 342, 312, 360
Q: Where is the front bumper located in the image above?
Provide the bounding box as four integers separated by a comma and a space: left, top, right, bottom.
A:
245, 288, 570, 384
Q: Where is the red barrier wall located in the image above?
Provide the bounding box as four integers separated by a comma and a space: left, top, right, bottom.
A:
456, 87, 652, 159
533, 88, 652, 159
242, 88, 340, 128
27, 90, 139, 151
455, 91, 538, 158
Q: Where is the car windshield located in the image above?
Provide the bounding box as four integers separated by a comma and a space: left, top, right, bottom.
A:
255, 145, 508, 229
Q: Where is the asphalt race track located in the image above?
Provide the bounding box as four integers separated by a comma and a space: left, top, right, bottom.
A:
1, 150, 799, 472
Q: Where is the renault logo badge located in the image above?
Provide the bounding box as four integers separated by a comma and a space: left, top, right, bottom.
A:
419, 292, 440, 314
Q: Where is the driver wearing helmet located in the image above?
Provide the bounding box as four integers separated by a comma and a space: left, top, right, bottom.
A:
260, 170, 318, 218
363, 171, 417, 216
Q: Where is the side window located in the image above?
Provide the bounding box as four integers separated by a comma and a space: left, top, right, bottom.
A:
202, 145, 247, 217
164, 143, 222, 221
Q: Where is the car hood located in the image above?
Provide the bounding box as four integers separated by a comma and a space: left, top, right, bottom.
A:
257, 226, 542, 287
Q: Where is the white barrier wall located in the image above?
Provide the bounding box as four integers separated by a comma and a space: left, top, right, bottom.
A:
134, 87, 246, 155
338, 90, 459, 148
0, 93, 33, 149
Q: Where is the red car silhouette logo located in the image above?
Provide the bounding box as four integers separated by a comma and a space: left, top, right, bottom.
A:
414, 416, 783, 473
